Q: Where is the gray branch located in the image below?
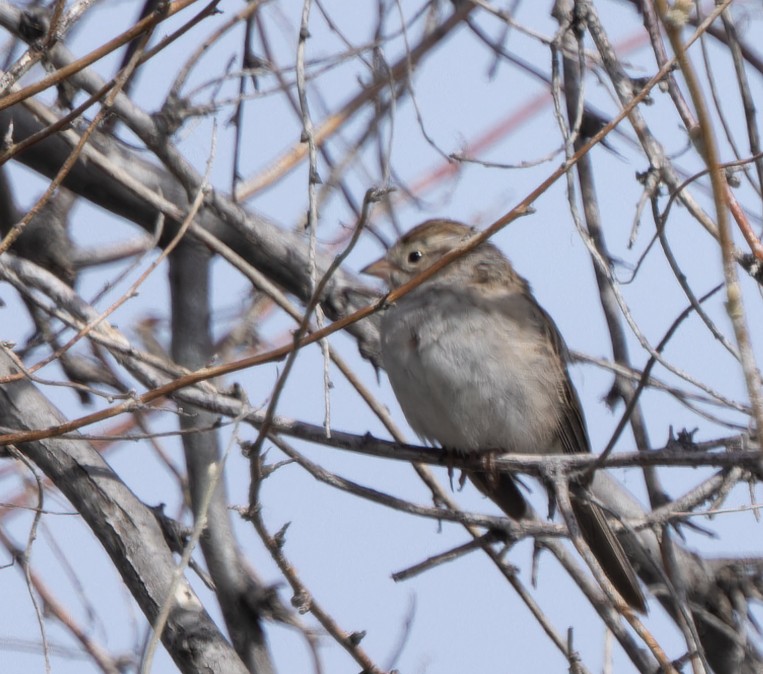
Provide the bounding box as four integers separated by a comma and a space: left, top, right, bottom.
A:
0, 349, 249, 674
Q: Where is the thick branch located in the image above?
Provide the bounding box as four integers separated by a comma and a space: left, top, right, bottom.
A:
0, 349, 248, 674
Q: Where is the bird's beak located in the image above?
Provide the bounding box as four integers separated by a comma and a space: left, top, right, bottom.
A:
361, 256, 393, 280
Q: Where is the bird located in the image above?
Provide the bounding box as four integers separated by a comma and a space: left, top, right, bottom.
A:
362, 218, 646, 612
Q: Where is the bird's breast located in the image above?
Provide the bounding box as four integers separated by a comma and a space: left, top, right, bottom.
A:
380, 288, 565, 454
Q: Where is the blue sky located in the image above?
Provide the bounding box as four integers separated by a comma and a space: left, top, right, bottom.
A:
3, 1, 763, 672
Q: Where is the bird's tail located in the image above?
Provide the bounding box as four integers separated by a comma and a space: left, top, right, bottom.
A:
469, 470, 646, 612
570, 495, 646, 612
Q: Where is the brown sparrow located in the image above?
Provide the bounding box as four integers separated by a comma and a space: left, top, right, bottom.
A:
363, 219, 646, 612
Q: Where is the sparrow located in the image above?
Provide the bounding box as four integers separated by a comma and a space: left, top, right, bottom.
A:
363, 218, 645, 612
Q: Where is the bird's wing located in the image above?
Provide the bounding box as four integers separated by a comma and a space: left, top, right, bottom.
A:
532, 299, 592, 456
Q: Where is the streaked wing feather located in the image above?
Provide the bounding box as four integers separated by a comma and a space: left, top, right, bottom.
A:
532, 299, 591, 455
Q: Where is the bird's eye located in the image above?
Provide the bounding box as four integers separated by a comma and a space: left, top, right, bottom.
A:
407, 250, 423, 264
